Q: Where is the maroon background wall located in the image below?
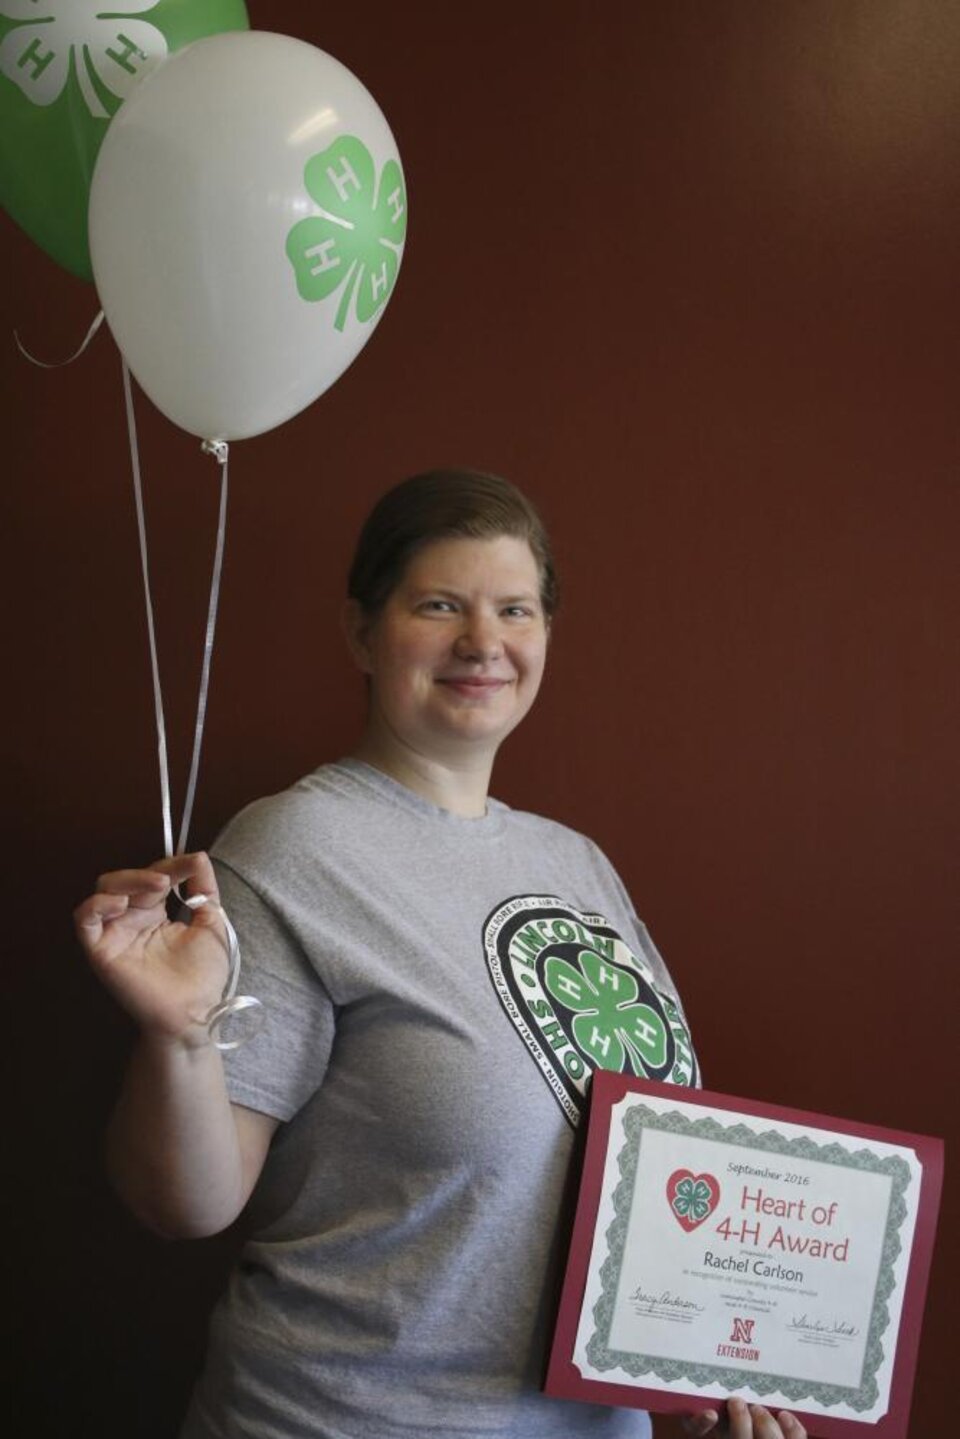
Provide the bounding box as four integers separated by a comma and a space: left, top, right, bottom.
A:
3, 3, 955, 1434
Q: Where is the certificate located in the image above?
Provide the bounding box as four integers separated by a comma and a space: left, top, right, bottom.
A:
545, 1074, 943, 1438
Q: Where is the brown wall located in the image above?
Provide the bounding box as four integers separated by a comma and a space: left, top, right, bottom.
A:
3, 2, 955, 1433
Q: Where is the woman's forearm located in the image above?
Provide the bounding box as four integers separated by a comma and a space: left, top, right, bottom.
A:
106, 1034, 255, 1239
75, 855, 276, 1238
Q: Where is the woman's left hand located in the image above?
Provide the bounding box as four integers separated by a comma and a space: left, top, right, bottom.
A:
682, 1397, 807, 1437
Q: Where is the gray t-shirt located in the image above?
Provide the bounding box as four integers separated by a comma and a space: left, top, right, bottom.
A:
182, 760, 698, 1439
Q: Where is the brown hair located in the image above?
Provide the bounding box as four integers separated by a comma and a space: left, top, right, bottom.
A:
347, 469, 559, 617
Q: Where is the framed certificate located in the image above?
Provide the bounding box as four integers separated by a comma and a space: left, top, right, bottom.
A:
546, 1074, 943, 1437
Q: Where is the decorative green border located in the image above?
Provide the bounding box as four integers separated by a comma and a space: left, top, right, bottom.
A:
584, 1104, 913, 1411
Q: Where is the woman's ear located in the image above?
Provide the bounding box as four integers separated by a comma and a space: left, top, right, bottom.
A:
342, 599, 374, 674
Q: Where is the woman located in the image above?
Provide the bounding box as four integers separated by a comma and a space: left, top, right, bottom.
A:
76, 472, 805, 1439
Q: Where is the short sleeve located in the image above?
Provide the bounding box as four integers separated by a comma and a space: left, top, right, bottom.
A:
214, 858, 336, 1121
582, 837, 702, 1088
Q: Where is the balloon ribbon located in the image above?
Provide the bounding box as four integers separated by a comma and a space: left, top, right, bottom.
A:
15, 309, 105, 367
121, 359, 263, 1051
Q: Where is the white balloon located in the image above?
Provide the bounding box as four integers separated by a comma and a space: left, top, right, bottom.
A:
89, 30, 407, 441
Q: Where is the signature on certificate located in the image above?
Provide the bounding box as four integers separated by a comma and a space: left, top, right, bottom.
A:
629, 1288, 705, 1315
789, 1313, 859, 1337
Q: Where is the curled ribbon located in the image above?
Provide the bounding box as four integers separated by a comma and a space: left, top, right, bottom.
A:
182, 895, 264, 1051
122, 358, 264, 1050
15, 309, 105, 368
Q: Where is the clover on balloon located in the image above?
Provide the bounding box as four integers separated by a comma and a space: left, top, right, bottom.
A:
286, 134, 407, 332
0, 0, 165, 117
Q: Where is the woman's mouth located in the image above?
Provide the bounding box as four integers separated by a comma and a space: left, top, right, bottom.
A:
436, 676, 511, 698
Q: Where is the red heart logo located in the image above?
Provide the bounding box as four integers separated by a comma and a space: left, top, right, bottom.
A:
666, 1168, 720, 1232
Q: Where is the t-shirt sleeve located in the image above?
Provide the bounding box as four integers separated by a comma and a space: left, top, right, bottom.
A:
581, 835, 702, 1086
213, 858, 336, 1122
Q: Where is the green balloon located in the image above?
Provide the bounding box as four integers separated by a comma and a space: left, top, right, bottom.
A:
0, 0, 249, 281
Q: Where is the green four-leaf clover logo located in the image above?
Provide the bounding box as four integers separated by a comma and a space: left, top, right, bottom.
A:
672, 1176, 714, 1222
0, 1, 164, 118
542, 948, 669, 1074
286, 135, 406, 331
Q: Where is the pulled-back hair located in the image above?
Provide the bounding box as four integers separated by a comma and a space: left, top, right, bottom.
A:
347, 469, 558, 618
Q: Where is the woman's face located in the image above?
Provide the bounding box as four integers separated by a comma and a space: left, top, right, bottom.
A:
349, 534, 549, 763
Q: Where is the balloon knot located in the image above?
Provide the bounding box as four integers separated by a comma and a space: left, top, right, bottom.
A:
201, 438, 229, 465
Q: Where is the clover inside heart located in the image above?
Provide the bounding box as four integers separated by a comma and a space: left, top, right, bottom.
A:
666, 1169, 720, 1232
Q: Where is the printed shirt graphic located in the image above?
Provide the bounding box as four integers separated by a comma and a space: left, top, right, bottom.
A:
484, 894, 698, 1125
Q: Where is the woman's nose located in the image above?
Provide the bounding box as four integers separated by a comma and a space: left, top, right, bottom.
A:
453, 616, 503, 661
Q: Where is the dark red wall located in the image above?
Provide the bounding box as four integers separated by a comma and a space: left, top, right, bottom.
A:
4, 3, 955, 1433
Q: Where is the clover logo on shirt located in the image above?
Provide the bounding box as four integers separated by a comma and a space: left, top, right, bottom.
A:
286, 135, 407, 331
542, 948, 669, 1074
483, 895, 698, 1126
0, 1, 165, 117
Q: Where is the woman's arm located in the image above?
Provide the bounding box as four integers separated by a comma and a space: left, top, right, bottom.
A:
76, 852, 278, 1238
104, 1036, 277, 1238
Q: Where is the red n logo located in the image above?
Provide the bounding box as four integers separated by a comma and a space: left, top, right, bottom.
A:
730, 1317, 755, 1345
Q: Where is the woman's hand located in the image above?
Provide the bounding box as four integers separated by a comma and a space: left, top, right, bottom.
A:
74, 851, 229, 1047
76, 851, 276, 1236
683, 1398, 807, 1438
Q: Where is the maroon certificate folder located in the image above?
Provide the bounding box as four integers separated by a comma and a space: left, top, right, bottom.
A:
546, 1073, 943, 1438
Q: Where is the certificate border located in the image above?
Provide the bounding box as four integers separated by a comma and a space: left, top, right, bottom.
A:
586, 1108, 910, 1407
544, 1074, 944, 1439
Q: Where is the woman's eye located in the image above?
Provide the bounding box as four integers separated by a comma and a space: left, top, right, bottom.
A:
420, 598, 456, 613
503, 605, 533, 619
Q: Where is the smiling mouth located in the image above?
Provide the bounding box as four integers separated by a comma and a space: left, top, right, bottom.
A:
436, 676, 512, 694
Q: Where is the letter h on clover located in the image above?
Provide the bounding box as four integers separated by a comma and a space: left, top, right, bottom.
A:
0, 1, 163, 118
542, 949, 669, 1074
286, 135, 407, 331
672, 1176, 714, 1223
